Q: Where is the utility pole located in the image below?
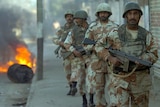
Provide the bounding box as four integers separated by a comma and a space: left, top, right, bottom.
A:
36, 0, 43, 80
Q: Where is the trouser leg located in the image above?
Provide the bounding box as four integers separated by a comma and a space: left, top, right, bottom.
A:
82, 94, 88, 107
89, 93, 95, 107
71, 81, 77, 96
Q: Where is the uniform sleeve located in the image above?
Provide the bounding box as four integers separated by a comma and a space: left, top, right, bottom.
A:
52, 28, 62, 45
141, 33, 158, 63
64, 31, 75, 52
95, 27, 120, 61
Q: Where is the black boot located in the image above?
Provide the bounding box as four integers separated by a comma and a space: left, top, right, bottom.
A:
89, 93, 95, 107
71, 82, 77, 96
82, 94, 87, 107
67, 84, 72, 95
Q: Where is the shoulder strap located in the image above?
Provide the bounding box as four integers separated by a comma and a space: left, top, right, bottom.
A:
137, 26, 148, 45
118, 24, 126, 42
118, 24, 148, 44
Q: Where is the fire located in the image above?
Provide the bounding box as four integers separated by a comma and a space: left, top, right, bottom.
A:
0, 44, 36, 73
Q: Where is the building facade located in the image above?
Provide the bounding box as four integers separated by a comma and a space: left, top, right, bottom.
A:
149, 0, 160, 70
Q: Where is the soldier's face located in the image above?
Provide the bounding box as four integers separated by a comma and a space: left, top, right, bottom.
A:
65, 14, 74, 23
74, 18, 83, 26
98, 11, 110, 22
125, 10, 141, 26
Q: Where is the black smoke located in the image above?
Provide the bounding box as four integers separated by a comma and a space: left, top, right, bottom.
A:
0, 5, 36, 64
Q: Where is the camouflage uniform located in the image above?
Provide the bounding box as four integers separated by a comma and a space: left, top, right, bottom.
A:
52, 10, 75, 95
95, 2, 158, 107
64, 25, 87, 95
84, 3, 118, 105
97, 24, 158, 107
64, 10, 89, 107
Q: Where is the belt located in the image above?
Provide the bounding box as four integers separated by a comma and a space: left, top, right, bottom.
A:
114, 66, 149, 73
135, 67, 150, 71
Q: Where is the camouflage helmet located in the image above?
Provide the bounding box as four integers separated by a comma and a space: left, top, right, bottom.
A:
74, 10, 88, 19
95, 3, 112, 16
64, 10, 74, 18
123, 2, 143, 18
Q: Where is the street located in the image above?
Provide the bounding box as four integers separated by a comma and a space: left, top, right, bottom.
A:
0, 73, 30, 107
26, 38, 160, 107
0, 38, 160, 107
26, 38, 82, 107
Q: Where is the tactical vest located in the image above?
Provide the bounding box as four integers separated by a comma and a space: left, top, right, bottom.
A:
61, 23, 75, 41
72, 25, 88, 46
118, 24, 148, 57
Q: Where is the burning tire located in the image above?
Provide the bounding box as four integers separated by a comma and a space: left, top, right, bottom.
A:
7, 64, 34, 83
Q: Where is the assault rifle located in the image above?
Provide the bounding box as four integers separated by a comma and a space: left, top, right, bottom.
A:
54, 36, 68, 57
108, 47, 160, 70
83, 38, 96, 45
61, 45, 86, 59
54, 46, 60, 55
83, 38, 160, 69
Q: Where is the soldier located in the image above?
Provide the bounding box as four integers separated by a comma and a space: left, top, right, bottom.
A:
64, 10, 89, 107
96, 2, 158, 107
52, 10, 75, 95
83, 3, 118, 107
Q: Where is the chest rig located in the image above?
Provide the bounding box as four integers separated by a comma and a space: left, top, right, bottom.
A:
72, 25, 87, 46
114, 24, 149, 73
61, 23, 75, 41
118, 24, 148, 57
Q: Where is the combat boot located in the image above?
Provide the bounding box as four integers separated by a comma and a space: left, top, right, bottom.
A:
82, 94, 87, 107
67, 84, 72, 95
71, 81, 77, 96
89, 93, 95, 107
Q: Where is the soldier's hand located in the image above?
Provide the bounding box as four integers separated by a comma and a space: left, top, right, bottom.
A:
135, 61, 144, 67
107, 55, 122, 66
59, 41, 64, 47
73, 50, 82, 57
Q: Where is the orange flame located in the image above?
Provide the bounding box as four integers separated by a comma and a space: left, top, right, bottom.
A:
0, 44, 36, 73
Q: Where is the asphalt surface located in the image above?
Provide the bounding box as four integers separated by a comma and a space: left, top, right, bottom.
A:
0, 72, 30, 107
26, 39, 83, 107
26, 38, 160, 107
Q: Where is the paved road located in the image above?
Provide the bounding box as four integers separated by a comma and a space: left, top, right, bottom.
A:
26, 40, 83, 107
0, 72, 30, 107
26, 38, 160, 107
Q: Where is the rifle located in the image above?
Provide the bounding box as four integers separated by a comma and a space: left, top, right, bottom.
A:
83, 38, 160, 69
74, 45, 86, 55
60, 51, 72, 59
54, 46, 60, 55
60, 45, 86, 59
83, 38, 96, 45
54, 31, 74, 58
108, 47, 160, 69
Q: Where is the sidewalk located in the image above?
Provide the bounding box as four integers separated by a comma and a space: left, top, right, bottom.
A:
26, 43, 83, 107
26, 41, 160, 107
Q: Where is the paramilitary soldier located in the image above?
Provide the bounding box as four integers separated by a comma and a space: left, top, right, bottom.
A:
95, 2, 158, 107
52, 10, 75, 95
64, 10, 89, 107
83, 3, 118, 107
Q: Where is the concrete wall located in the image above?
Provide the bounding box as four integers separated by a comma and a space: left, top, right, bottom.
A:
149, 0, 160, 89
